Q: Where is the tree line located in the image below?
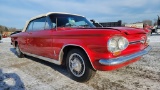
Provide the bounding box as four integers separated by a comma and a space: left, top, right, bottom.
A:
0, 25, 21, 34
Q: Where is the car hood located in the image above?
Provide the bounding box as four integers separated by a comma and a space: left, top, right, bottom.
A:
109, 27, 146, 35
77, 27, 146, 35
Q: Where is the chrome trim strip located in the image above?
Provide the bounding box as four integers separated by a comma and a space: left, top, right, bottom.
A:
21, 44, 95, 69
59, 44, 96, 70
129, 40, 145, 44
22, 52, 61, 65
99, 46, 151, 66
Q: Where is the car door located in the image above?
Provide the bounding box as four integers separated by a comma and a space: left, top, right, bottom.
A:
27, 17, 56, 59
20, 21, 34, 53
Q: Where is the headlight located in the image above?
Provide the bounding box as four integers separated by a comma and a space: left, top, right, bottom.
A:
108, 39, 117, 52
118, 37, 129, 50
108, 36, 129, 53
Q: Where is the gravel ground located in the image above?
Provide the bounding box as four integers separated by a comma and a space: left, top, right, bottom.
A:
0, 35, 160, 90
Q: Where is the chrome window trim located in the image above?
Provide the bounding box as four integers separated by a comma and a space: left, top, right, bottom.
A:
46, 16, 53, 29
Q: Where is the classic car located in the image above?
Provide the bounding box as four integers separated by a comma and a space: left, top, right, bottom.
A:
11, 12, 151, 82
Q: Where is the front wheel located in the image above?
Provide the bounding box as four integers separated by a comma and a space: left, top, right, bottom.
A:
16, 44, 24, 58
66, 49, 96, 82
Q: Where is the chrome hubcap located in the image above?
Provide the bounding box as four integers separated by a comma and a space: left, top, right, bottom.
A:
71, 58, 82, 72
69, 53, 85, 77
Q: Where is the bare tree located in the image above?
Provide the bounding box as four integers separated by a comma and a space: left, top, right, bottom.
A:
122, 22, 127, 27
0, 25, 3, 34
142, 20, 152, 26
0, 25, 6, 34
153, 19, 157, 26
8, 27, 17, 32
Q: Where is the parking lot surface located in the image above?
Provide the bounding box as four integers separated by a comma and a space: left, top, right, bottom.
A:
0, 36, 160, 90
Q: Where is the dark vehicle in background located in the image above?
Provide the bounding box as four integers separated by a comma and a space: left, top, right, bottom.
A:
90, 19, 122, 27
151, 25, 160, 34
151, 15, 160, 34
0, 34, 2, 41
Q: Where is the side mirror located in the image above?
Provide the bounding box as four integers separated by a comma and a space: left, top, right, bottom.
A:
90, 19, 95, 23
90, 19, 103, 27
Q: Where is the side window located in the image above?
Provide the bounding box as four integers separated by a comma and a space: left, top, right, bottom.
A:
26, 21, 33, 32
33, 17, 45, 31
32, 17, 50, 31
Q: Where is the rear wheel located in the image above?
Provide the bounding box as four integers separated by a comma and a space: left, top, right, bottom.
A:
66, 49, 96, 82
16, 44, 24, 58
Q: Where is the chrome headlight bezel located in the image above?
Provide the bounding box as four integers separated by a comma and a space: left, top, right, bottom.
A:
146, 32, 151, 43
107, 36, 129, 53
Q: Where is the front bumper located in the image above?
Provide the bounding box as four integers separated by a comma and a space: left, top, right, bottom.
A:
99, 46, 151, 66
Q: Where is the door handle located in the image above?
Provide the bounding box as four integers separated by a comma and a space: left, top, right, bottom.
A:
26, 38, 30, 44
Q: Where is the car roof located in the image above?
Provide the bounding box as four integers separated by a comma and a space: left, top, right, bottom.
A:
22, 12, 84, 32
29, 12, 84, 21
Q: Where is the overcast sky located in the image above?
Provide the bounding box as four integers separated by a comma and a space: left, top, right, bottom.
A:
0, 0, 160, 29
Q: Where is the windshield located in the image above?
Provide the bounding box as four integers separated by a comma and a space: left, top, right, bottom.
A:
49, 14, 95, 28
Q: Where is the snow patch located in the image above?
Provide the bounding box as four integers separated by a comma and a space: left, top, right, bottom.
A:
1, 37, 11, 43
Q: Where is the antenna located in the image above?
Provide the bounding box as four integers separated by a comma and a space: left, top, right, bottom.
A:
158, 15, 160, 20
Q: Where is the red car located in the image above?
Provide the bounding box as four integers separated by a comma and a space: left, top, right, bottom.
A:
11, 12, 151, 82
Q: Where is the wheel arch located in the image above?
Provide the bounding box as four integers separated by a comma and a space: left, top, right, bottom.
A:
59, 44, 96, 70
14, 41, 18, 47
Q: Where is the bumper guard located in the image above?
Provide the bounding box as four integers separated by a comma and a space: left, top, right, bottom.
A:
99, 46, 151, 66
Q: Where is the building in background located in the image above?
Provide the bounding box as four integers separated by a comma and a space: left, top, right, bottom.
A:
125, 23, 144, 28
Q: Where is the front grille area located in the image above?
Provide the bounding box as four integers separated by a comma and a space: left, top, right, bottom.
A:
129, 40, 145, 44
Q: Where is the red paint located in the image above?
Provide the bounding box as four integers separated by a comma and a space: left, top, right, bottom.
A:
11, 14, 150, 71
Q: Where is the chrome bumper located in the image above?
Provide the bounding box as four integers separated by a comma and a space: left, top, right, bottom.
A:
99, 46, 151, 66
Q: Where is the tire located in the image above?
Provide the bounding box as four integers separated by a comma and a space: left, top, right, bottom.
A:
66, 49, 96, 82
16, 44, 24, 58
